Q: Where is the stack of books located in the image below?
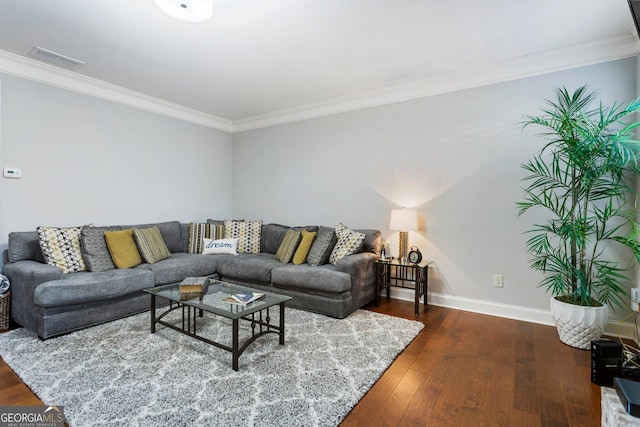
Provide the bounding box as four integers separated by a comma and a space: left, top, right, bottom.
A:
179, 277, 208, 300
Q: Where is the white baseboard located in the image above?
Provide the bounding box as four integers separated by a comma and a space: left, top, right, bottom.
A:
387, 288, 638, 342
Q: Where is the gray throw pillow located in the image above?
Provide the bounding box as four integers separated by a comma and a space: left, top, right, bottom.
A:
306, 226, 336, 266
81, 226, 116, 272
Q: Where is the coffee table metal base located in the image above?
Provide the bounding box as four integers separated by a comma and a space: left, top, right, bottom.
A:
150, 294, 286, 371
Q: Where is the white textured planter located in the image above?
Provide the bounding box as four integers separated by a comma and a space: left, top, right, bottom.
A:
550, 296, 608, 350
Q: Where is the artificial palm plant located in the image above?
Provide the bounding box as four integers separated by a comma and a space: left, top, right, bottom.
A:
518, 85, 640, 311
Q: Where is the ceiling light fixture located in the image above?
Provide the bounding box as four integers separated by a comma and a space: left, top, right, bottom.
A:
154, 0, 213, 22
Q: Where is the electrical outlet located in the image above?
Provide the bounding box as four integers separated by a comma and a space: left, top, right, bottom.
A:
493, 274, 504, 288
630, 288, 640, 312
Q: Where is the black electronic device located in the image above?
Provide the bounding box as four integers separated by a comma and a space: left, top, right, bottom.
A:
591, 340, 623, 387
614, 377, 640, 417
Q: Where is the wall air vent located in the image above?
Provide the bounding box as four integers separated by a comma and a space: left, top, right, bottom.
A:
28, 46, 85, 70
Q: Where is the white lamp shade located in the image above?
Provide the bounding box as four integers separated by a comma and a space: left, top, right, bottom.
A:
155, 0, 213, 22
389, 209, 418, 232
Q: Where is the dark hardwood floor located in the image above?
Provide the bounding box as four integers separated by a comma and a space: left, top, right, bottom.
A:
0, 300, 603, 426
342, 299, 601, 427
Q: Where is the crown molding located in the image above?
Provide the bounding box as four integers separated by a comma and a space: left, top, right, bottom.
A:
232, 32, 640, 132
0, 50, 233, 133
1, 33, 638, 135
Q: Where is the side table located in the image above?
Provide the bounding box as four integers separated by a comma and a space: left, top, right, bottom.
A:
374, 260, 432, 315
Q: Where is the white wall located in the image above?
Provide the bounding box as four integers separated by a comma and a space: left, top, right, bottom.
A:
0, 73, 233, 262
232, 58, 638, 321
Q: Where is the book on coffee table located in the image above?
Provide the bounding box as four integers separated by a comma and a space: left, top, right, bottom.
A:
179, 277, 208, 300
223, 292, 265, 306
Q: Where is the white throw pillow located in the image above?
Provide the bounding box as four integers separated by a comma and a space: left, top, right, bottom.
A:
202, 238, 239, 255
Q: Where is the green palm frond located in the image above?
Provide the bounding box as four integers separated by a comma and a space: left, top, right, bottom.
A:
518, 85, 640, 310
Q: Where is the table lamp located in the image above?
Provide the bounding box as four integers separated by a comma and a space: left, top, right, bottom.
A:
389, 208, 418, 263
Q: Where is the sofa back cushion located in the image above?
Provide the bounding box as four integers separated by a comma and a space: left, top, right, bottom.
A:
120, 221, 183, 253
260, 223, 289, 254
7, 231, 45, 263
354, 229, 382, 255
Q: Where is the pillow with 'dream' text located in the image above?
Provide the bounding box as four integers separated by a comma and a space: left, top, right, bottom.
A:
201, 238, 239, 255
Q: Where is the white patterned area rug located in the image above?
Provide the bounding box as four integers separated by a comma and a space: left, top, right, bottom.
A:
0, 308, 423, 427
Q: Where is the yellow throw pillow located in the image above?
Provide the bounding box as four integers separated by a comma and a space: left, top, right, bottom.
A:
104, 229, 143, 269
292, 229, 317, 265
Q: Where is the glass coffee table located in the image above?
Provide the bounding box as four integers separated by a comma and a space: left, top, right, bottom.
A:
143, 279, 292, 371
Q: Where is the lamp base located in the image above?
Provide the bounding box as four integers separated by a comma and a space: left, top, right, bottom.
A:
398, 231, 409, 262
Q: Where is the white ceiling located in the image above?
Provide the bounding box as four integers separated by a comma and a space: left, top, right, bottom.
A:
0, 0, 638, 132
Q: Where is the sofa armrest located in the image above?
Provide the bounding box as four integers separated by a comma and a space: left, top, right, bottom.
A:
2, 260, 64, 328
335, 252, 377, 275
335, 252, 378, 309
2, 260, 64, 287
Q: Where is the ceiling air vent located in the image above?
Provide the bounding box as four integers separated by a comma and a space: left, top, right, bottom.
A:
29, 47, 85, 70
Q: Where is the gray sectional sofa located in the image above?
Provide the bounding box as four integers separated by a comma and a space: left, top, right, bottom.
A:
1, 220, 381, 339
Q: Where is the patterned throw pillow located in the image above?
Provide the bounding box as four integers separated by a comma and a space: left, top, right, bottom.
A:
133, 227, 171, 264
37, 226, 87, 274
292, 229, 317, 265
80, 226, 116, 272
329, 223, 366, 265
188, 222, 225, 254
224, 220, 262, 254
307, 226, 337, 266
104, 229, 143, 269
275, 229, 302, 263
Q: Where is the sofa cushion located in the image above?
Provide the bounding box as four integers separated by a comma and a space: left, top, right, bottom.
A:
355, 229, 382, 255
105, 229, 143, 269
275, 229, 301, 263
260, 223, 290, 254
292, 229, 317, 265
7, 231, 45, 263
133, 227, 171, 264
271, 264, 351, 293
307, 226, 336, 266
216, 253, 281, 283
224, 220, 262, 254
37, 225, 87, 274
188, 222, 225, 254
329, 223, 366, 265
81, 226, 117, 272
144, 252, 219, 285
121, 221, 183, 253
33, 268, 155, 307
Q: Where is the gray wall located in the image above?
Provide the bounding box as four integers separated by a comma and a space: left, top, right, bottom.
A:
0, 73, 233, 261
232, 58, 638, 317
1, 58, 637, 321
